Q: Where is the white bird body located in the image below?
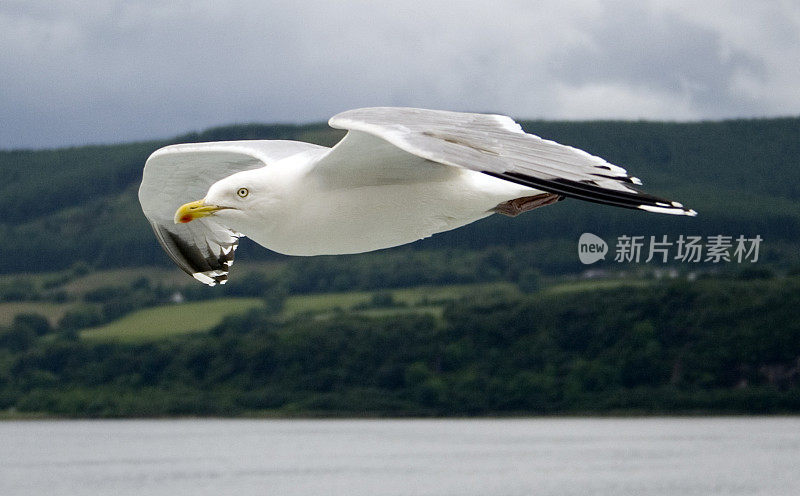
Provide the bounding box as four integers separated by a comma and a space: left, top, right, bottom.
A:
139, 107, 694, 285
219, 151, 537, 256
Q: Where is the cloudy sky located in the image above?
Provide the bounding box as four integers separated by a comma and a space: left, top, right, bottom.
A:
2, 0, 798, 149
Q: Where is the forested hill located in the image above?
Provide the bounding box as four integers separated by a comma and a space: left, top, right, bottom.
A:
1, 117, 798, 274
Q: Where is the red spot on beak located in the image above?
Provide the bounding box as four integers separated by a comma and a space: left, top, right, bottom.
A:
179, 214, 193, 223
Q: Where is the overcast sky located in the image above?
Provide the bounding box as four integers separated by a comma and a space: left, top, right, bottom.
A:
2, 0, 798, 149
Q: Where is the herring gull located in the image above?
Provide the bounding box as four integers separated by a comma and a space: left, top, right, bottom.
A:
139, 107, 695, 285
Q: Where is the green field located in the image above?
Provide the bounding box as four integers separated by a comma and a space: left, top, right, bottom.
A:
282, 282, 520, 316
73, 282, 523, 343
80, 298, 263, 343
2, 273, 669, 345
66, 279, 656, 344
541, 278, 654, 295
391, 282, 520, 303
356, 305, 444, 319
0, 302, 71, 326
283, 291, 373, 315
60, 267, 187, 295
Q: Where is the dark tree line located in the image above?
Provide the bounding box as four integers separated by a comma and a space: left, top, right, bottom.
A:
2, 276, 798, 417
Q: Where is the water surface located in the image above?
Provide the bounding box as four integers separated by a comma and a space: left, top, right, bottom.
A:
2, 417, 799, 496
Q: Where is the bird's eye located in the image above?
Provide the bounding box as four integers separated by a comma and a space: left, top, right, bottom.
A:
237, 187, 249, 198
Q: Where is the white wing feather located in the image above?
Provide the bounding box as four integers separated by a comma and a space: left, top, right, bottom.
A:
327, 107, 695, 215
139, 140, 326, 285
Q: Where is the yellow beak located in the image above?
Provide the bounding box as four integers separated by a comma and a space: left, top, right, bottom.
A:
174, 199, 225, 224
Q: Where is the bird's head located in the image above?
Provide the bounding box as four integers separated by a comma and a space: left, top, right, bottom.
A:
173, 169, 275, 229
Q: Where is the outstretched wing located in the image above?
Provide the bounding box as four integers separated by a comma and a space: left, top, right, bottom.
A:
139, 140, 326, 285
327, 107, 695, 215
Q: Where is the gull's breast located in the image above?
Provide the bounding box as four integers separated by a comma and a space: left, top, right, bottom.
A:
254, 168, 539, 256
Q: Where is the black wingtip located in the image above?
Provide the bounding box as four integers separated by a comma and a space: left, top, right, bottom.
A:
483, 171, 695, 216
150, 223, 238, 286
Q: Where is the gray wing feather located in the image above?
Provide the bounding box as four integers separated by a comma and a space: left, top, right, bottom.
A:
139, 140, 326, 285
328, 107, 695, 215
311, 129, 450, 189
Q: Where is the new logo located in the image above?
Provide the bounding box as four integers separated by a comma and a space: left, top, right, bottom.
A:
578, 233, 608, 264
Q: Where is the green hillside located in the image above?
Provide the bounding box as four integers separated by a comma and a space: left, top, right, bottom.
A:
1, 117, 798, 274
2, 275, 798, 417
1, 117, 799, 418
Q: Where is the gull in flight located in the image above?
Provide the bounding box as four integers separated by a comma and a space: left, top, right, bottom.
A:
139, 107, 695, 285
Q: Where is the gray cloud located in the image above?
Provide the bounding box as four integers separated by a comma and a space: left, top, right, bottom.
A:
551, 3, 767, 118
1, 0, 798, 149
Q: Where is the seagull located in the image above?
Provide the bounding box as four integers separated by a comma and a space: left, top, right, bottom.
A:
139, 107, 695, 286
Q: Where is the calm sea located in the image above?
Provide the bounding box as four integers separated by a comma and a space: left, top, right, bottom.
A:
1, 418, 799, 496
